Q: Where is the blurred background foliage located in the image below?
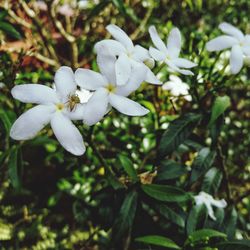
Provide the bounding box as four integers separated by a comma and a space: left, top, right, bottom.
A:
0, 0, 250, 249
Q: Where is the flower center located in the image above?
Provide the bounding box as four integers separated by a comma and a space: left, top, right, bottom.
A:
56, 103, 64, 111
106, 84, 116, 93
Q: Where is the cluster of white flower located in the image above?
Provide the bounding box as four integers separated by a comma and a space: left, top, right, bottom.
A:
10, 24, 196, 156
10, 22, 248, 157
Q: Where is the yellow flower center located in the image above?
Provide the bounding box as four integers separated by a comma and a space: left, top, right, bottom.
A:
106, 84, 116, 93
56, 103, 64, 111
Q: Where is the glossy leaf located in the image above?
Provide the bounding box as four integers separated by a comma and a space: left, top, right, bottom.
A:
118, 154, 138, 182
202, 167, 222, 194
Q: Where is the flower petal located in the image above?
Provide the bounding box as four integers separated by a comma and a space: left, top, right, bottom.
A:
11, 84, 59, 104
109, 93, 149, 116
149, 47, 166, 61
133, 45, 150, 62
106, 24, 134, 52
219, 22, 244, 41
166, 59, 194, 75
51, 112, 85, 155
206, 35, 238, 51
96, 47, 116, 84
65, 103, 86, 120
94, 39, 126, 56
172, 58, 197, 68
82, 88, 109, 125
75, 68, 107, 90
230, 45, 243, 74
115, 53, 131, 86
210, 199, 227, 208
167, 27, 181, 58
54, 66, 76, 100
116, 64, 147, 96
205, 201, 217, 221
145, 67, 162, 85
10, 105, 54, 140
149, 26, 168, 53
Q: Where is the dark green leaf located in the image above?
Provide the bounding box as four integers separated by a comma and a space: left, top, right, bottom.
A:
224, 207, 238, 239
157, 160, 187, 181
155, 204, 185, 228
8, 146, 22, 189
186, 204, 208, 235
141, 184, 191, 202
0, 21, 21, 39
118, 154, 138, 182
0, 109, 12, 134
0, 10, 8, 20
159, 113, 202, 158
217, 240, 250, 250
209, 95, 230, 127
135, 235, 181, 249
190, 148, 216, 183
202, 167, 222, 194
111, 0, 126, 15
112, 190, 138, 241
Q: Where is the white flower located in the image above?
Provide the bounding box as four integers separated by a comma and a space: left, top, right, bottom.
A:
75, 47, 149, 125
194, 191, 227, 220
206, 22, 250, 74
149, 26, 197, 76
94, 24, 161, 86
10, 66, 87, 156
162, 75, 192, 101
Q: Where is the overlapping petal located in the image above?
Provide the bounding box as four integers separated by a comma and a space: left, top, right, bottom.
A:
10, 105, 55, 140
149, 26, 167, 53
167, 28, 181, 58
54, 66, 76, 100
109, 93, 149, 116
206, 35, 238, 51
149, 47, 166, 61
172, 58, 197, 68
230, 45, 243, 74
219, 22, 244, 41
133, 45, 150, 62
51, 112, 85, 155
75, 68, 107, 90
94, 39, 126, 56
11, 84, 59, 104
115, 53, 131, 86
106, 24, 134, 52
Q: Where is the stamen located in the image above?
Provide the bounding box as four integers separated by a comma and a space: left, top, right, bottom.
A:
56, 103, 64, 111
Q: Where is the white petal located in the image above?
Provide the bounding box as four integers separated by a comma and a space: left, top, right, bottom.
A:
145, 67, 162, 85
205, 202, 217, 221
242, 45, 250, 56
149, 26, 167, 53
54, 66, 76, 100
82, 88, 109, 125
65, 103, 86, 120
51, 112, 85, 155
230, 45, 243, 74
149, 47, 166, 61
11, 84, 59, 104
75, 68, 107, 90
167, 27, 181, 58
94, 39, 126, 56
206, 35, 238, 51
109, 93, 149, 116
166, 59, 194, 75
96, 48, 116, 84
172, 58, 197, 68
106, 24, 134, 52
10, 105, 54, 140
210, 199, 227, 208
116, 64, 147, 96
133, 45, 150, 62
219, 22, 244, 41
115, 54, 131, 86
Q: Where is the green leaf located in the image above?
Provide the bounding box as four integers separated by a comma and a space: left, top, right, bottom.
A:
0, 109, 12, 134
135, 235, 181, 249
224, 207, 238, 239
87, 0, 110, 19
186, 229, 227, 246
112, 190, 138, 241
217, 240, 250, 250
155, 204, 185, 228
111, 0, 126, 15
0, 10, 8, 20
141, 184, 191, 202
209, 95, 230, 127
8, 146, 22, 189
186, 204, 208, 235
202, 167, 222, 194
157, 160, 187, 181
0, 21, 21, 39
159, 113, 202, 158
118, 154, 138, 182
190, 148, 216, 183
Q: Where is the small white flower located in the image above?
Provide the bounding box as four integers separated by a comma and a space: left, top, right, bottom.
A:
58, 4, 74, 17
95, 24, 161, 86
194, 191, 227, 220
75, 47, 149, 125
162, 75, 192, 101
206, 22, 250, 74
149, 26, 197, 75
10, 66, 87, 156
